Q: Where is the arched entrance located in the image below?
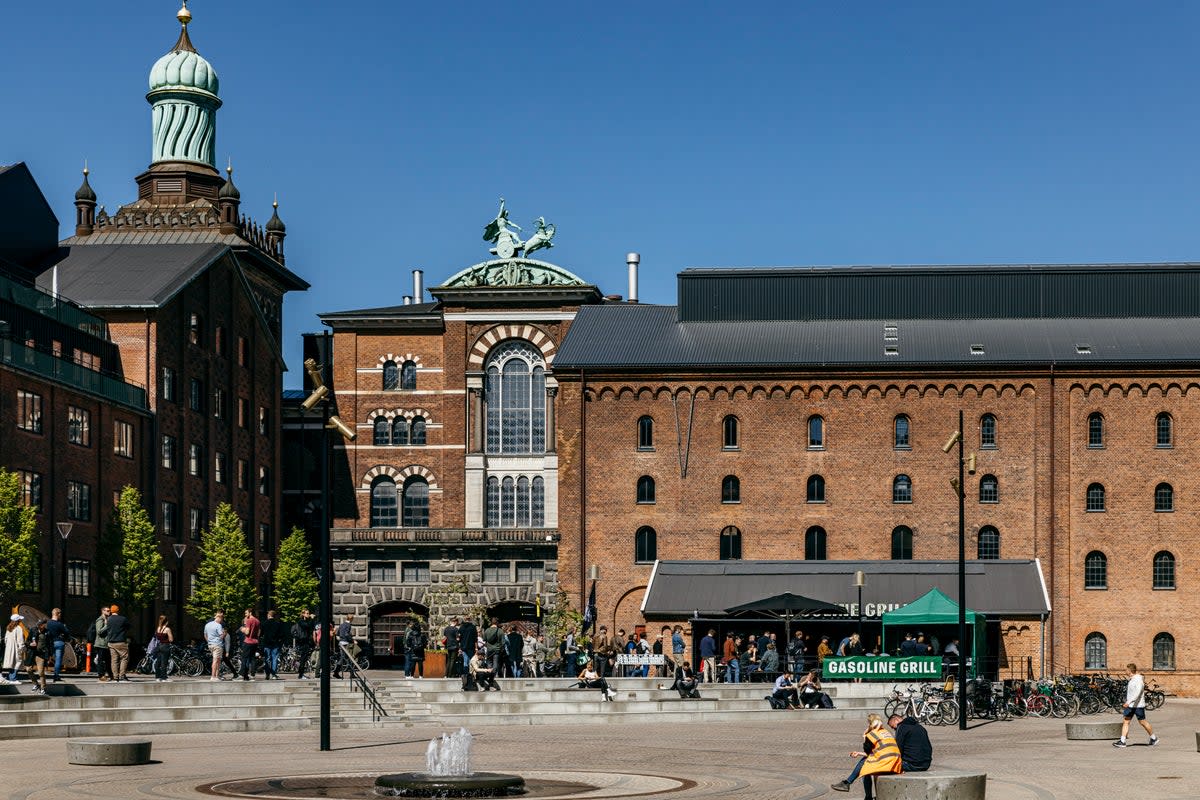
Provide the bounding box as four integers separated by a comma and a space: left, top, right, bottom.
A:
370, 600, 428, 666
486, 600, 540, 631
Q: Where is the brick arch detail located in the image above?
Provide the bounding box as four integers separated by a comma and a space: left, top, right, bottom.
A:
366, 407, 433, 422
376, 353, 425, 367
360, 464, 439, 490
612, 585, 648, 633
468, 325, 556, 367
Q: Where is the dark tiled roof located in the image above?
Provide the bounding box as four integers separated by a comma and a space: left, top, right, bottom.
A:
35, 243, 226, 307
553, 304, 1200, 368
320, 301, 439, 320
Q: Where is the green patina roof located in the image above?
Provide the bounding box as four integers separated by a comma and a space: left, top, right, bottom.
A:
438, 258, 589, 289
149, 42, 218, 96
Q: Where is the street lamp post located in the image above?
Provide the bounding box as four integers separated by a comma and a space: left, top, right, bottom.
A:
853, 570, 866, 645
173, 544, 187, 639
55, 522, 73, 611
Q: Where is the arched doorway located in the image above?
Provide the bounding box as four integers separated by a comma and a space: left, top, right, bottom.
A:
486, 600, 539, 631
370, 600, 428, 666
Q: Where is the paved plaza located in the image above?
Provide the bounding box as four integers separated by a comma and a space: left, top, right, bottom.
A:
0, 699, 1196, 799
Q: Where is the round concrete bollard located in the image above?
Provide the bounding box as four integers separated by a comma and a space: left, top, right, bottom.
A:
66, 738, 152, 766
875, 770, 987, 800
1065, 721, 1123, 740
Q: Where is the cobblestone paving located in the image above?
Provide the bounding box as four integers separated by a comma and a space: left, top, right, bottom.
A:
2, 700, 1198, 799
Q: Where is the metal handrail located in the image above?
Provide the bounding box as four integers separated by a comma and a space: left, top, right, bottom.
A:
338, 644, 388, 722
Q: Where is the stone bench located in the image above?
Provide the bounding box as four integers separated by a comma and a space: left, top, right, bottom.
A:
875, 770, 986, 800
67, 738, 152, 766
1065, 720, 1122, 740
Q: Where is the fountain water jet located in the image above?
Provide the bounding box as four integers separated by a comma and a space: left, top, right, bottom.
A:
375, 728, 526, 797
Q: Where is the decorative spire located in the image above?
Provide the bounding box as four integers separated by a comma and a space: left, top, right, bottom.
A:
172, 2, 197, 53
219, 160, 240, 200
75, 163, 96, 202
74, 163, 97, 236
266, 196, 286, 234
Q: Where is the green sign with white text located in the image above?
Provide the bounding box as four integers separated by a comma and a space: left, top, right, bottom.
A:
822, 656, 943, 681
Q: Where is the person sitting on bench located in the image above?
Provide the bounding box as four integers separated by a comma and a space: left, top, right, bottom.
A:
772, 670, 800, 709
578, 664, 616, 701
470, 646, 500, 691
798, 669, 833, 708
672, 660, 701, 699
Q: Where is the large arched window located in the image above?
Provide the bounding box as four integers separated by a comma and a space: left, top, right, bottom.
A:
892, 475, 912, 503
1153, 633, 1175, 670
722, 475, 740, 504
1084, 551, 1107, 589
1156, 412, 1173, 448
486, 477, 500, 528
805, 526, 827, 560
637, 475, 656, 504
979, 474, 999, 504
373, 418, 389, 446
808, 415, 825, 448
635, 526, 657, 563
980, 413, 997, 448
806, 475, 826, 503
401, 477, 429, 527
382, 360, 399, 391
400, 360, 417, 391
1084, 632, 1107, 670
1154, 482, 1173, 512
891, 526, 913, 560
1153, 551, 1175, 589
1086, 483, 1106, 512
720, 525, 742, 560
392, 417, 408, 446
723, 415, 739, 449
485, 341, 546, 454
977, 526, 1000, 560
500, 477, 515, 526
485, 474, 545, 527
1087, 412, 1104, 448
894, 415, 910, 449
370, 476, 398, 527
531, 477, 545, 527
637, 416, 654, 449
410, 416, 427, 446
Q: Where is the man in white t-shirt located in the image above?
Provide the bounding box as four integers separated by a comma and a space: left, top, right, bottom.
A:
204, 611, 226, 681
1113, 662, 1157, 748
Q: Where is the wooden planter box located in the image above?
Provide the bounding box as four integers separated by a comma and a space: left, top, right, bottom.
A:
423, 650, 447, 678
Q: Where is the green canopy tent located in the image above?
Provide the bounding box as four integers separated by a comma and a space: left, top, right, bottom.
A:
881, 588, 986, 678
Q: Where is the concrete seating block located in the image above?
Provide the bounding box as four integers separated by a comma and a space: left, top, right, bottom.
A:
1065, 721, 1123, 740
66, 737, 152, 766
875, 770, 986, 800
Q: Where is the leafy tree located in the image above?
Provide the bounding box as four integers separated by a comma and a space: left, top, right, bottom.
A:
110, 486, 162, 612
0, 468, 38, 610
544, 589, 587, 650
186, 503, 257, 622
272, 526, 317, 621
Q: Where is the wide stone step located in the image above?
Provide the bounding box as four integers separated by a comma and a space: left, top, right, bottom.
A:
0, 704, 304, 725
404, 706, 878, 726
0, 715, 308, 740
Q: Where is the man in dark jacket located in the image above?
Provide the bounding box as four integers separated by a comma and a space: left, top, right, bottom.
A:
457, 617, 478, 677
443, 617, 461, 678
105, 605, 131, 681
888, 714, 933, 771
482, 617, 504, 674
260, 609, 286, 680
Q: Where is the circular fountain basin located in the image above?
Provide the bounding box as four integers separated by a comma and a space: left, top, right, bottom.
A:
374, 771, 527, 797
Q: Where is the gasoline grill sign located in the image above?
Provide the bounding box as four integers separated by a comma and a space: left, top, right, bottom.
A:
822, 656, 943, 681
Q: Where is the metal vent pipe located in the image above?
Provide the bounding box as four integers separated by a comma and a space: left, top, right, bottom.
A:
626, 253, 640, 303
413, 269, 424, 303
402, 295, 412, 305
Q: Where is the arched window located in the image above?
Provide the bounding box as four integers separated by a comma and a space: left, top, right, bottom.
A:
400, 360, 417, 391
373, 418, 389, 446
531, 477, 545, 527
894, 415, 910, 449
637, 416, 654, 449
805, 526, 827, 560
1154, 483, 1173, 512
720, 525, 742, 560
721, 475, 740, 504
1087, 412, 1104, 448
1153, 633, 1176, 670
486, 474, 546, 528
392, 417, 408, 446
486, 477, 500, 528
485, 341, 546, 454
977, 526, 1000, 560
806, 474, 826, 503
980, 414, 997, 448
723, 415, 739, 449
370, 476, 398, 527
637, 475, 656, 504
500, 477, 515, 527
1156, 413, 1173, 448
382, 360, 399, 391
892, 474, 912, 503
979, 474, 999, 503
1084, 632, 1107, 670
516, 477, 530, 526
1084, 551, 1107, 589
635, 526, 657, 563
1086, 483, 1106, 512
410, 416, 427, 445
808, 415, 824, 448
401, 476, 429, 527
891, 526, 913, 560
1153, 551, 1175, 589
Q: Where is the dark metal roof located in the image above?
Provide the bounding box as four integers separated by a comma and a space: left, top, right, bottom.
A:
319, 301, 443, 330
553, 304, 1200, 368
35, 243, 226, 307
642, 559, 1050, 618
320, 301, 439, 319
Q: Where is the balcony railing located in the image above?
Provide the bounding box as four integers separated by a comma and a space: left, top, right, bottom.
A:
0, 338, 147, 409
0, 272, 109, 338
331, 527, 559, 544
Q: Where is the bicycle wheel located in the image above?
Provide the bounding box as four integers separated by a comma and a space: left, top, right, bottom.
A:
937, 699, 959, 726
1146, 690, 1165, 710
1079, 694, 1102, 715
1026, 694, 1050, 717
356, 655, 371, 671
1006, 697, 1028, 717
884, 699, 906, 718
995, 699, 1012, 721
181, 655, 204, 677
1050, 695, 1071, 718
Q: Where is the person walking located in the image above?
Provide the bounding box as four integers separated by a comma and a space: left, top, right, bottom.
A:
204, 610, 227, 681
457, 617, 478, 677
238, 609, 260, 681
152, 615, 173, 682
105, 605, 131, 682
505, 625, 523, 678
87, 606, 112, 682
699, 629, 718, 683
405, 622, 426, 678
46, 608, 69, 682
671, 625, 686, 672
260, 610, 285, 680
27, 620, 51, 695
294, 609, 315, 680
332, 615, 355, 678
1114, 662, 1158, 748
831, 713, 902, 798
2, 614, 25, 684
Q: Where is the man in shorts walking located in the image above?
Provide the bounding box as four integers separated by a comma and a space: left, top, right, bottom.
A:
205, 611, 226, 681
1113, 662, 1158, 748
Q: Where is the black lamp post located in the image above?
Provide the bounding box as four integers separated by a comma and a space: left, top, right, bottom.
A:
55, 521, 73, 610
853, 569, 866, 644
173, 543, 187, 639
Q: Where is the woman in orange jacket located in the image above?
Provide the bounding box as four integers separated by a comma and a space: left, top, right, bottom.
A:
831, 713, 902, 799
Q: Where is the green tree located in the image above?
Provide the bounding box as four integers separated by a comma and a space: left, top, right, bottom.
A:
544, 589, 586, 650
186, 503, 257, 622
0, 468, 38, 610
272, 526, 317, 621
110, 486, 162, 612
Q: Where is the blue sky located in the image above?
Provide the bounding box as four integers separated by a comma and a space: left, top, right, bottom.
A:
5, 2, 1199, 386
